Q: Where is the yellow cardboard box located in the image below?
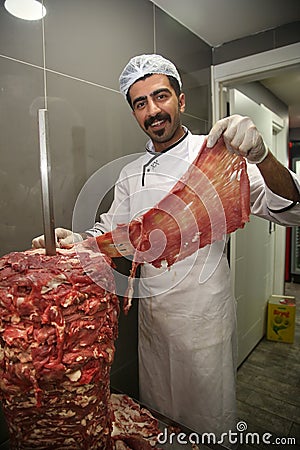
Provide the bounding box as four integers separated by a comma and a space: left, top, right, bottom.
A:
267, 295, 296, 343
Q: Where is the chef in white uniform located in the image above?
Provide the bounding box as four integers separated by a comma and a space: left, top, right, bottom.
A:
33, 54, 300, 440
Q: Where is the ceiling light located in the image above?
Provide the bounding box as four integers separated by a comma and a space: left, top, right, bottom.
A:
4, 0, 46, 21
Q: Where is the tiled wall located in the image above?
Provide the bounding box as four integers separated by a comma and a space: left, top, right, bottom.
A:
213, 20, 300, 64
0, 0, 212, 441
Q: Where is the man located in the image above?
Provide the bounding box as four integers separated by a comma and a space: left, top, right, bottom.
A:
33, 54, 300, 437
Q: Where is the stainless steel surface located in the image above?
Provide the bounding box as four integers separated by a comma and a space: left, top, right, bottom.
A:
38, 109, 56, 256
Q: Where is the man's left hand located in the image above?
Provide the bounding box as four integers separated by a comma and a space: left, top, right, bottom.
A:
207, 114, 268, 164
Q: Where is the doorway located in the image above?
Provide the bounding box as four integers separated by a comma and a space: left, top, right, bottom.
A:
228, 87, 280, 365
211, 42, 300, 363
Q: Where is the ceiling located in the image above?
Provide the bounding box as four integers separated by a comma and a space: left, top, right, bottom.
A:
151, 0, 300, 47
151, 0, 300, 128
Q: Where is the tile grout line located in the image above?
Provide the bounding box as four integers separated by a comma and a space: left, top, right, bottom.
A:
0, 54, 120, 94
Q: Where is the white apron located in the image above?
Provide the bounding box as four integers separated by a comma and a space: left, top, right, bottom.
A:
138, 245, 237, 437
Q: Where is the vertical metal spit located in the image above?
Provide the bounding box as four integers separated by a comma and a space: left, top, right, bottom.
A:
38, 109, 56, 256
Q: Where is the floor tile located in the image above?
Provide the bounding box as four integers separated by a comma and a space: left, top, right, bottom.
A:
236, 282, 300, 448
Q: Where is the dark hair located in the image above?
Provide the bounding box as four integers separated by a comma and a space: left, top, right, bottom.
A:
126, 74, 181, 109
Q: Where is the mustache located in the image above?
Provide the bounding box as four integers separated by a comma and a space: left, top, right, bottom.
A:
144, 113, 171, 130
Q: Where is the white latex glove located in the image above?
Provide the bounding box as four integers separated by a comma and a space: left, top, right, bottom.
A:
32, 227, 83, 249
207, 114, 268, 164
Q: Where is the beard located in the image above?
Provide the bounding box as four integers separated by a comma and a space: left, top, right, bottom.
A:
142, 105, 183, 147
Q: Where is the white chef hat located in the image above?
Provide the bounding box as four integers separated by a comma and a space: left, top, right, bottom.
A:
119, 54, 182, 98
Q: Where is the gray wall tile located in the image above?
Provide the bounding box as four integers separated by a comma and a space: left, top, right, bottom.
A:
0, 5, 43, 66
155, 6, 212, 72
155, 7, 212, 128
182, 68, 211, 130
43, 0, 154, 89
0, 58, 44, 256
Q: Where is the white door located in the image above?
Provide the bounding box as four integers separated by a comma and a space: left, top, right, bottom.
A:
229, 88, 282, 365
270, 122, 287, 295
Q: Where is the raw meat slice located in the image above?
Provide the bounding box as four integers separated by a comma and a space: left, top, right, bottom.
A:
111, 393, 160, 449
93, 136, 250, 312
0, 248, 119, 450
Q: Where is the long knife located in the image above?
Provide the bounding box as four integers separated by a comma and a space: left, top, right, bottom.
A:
38, 109, 56, 256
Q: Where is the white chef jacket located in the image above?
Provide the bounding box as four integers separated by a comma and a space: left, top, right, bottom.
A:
86, 128, 300, 437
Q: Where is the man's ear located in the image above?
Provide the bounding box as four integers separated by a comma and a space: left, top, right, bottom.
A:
179, 93, 186, 113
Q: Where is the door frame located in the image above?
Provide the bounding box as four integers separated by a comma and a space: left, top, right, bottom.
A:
211, 41, 300, 298
211, 42, 300, 123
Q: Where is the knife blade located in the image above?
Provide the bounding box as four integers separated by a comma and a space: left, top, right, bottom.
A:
38, 109, 56, 256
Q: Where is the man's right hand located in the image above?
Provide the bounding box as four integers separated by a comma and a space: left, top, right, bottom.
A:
32, 227, 83, 249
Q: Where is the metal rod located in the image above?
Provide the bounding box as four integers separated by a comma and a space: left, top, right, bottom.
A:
38, 109, 56, 256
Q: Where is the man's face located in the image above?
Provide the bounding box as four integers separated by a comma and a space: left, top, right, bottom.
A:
129, 74, 185, 152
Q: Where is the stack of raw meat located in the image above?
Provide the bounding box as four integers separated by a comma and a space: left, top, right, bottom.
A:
0, 248, 119, 449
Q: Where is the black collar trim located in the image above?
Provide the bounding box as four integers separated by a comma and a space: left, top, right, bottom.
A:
142, 130, 189, 186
